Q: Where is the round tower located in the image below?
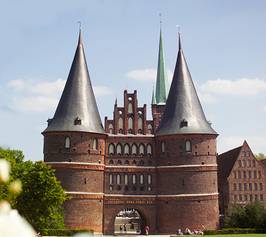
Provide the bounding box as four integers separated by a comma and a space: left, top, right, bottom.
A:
155, 34, 219, 233
42, 31, 107, 233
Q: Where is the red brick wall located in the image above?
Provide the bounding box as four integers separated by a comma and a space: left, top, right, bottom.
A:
43, 131, 106, 232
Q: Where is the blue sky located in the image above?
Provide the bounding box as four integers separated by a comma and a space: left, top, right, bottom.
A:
0, 0, 266, 160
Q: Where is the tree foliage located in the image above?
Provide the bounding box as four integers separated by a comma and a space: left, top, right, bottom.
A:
225, 202, 266, 228
255, 153, 266, 160
0, 147, 67, 231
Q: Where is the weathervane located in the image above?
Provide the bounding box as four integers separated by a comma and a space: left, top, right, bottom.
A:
176, 24, 181, 34
77, 21, 82, 31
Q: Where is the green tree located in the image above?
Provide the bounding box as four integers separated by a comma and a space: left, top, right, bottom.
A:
0, 147, 67, 231
225, 202, 266, 228
255, 153, 266, 160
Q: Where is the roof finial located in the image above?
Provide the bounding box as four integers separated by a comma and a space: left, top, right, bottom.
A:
77, 21, 82, 31
77, 21, 82, 45
176, 25, 181, 50
159, 13, 162, 28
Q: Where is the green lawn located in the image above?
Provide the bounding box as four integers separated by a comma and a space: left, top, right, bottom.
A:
203, 235, 266, 237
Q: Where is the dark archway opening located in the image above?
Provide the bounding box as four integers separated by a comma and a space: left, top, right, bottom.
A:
114, 208, 146, 235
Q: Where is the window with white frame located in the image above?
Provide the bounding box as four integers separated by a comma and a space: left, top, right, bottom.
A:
108, 143, 115, 155
140, 174, 144, 184
128, 117, 133, 130
118, 117, 123, 130
128, 103, 133, 113
125, 174, 128, 185
116, 144, 122, 155
109, 174, 113, 184
65, 137, 70, 148
148, 174, 152, 185
132, 144, 137, 155
117, 174, 121, 185
138, 117, 143, 130
124, 144, 130, 155
139, 144, 145, 155
185, 140, 192, 152
92, 139, 98, 150
132, 174, 136, 184
147, 144, 152, 155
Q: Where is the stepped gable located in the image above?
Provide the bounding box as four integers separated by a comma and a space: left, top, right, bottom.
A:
44, 31, 104, 134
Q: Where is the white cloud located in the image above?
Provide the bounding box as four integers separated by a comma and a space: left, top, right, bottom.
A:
126, 68, 157, 81
7, 79, 112, 113
218, 135, 266, 155
7, 78, 65, 96
12, 96, 58, 112
126, 68, 173, 84
200, 78, 266, 96
93, 86, 113, 96
197, 91, 217, 104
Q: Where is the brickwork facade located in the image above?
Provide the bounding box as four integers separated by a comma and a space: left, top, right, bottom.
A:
43, 91, 220, 234
218, 141, 266, 215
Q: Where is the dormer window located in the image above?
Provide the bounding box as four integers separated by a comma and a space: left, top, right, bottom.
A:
180, 119, 188, 128
74, 117, 82, 125
47, 118, 53, 125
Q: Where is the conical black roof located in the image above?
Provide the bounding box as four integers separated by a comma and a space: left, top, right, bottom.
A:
156, 34, 217, 136
44, 31, 105, 134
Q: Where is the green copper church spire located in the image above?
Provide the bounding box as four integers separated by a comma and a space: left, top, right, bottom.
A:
155, 26, 169, 105
151, 85, 156, 105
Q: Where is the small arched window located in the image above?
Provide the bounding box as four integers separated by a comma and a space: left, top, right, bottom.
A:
124, 144, 130, 155
161, 142, 165, 153
132, 174, 136, 184
116, 143, 122, 155
117, 174, 121, 185
148, 175, 152, 184
108, 124, 113, 134
124, 174, 128, 185
147, 144, 152, 155
147, 124, 152, 134
65, 137, 70, 148
92, 139, 98, 150
138, 117, 143, 130
185, 140, 192, 152
128, 117, 133, 130
132, 144, 137, 155
140, 174, 144, 184
108, 143, 115, 155
118, 117, 123, 130
128, 103, 133, 113
139, 144, 145, 155
109, 174, 113, 184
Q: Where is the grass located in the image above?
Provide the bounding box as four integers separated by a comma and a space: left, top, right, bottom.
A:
203, 235, 266, 237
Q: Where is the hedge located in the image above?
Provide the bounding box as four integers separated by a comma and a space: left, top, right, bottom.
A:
204, 228, 266, 235
40, 229, 93, 236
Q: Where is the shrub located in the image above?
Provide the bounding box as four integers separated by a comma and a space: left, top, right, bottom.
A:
224, 202, 266, 228
40, 229, 93, 236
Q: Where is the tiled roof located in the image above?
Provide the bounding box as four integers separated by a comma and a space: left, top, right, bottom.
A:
217, 146, 242, 180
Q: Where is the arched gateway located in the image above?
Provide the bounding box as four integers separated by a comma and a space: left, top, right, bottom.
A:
114, 208, 145, 235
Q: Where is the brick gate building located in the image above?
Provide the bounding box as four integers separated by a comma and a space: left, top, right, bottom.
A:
42, 29, 219, 234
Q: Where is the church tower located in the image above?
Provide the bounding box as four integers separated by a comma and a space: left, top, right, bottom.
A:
155, 34, 219, 232
152, 28, 169, 130
42, 31, 107, 233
